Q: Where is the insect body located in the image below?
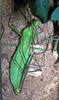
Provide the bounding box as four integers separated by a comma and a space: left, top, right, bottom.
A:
10, 20, 39, 93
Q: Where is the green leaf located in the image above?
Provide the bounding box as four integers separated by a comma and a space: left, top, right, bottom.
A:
34, 0, 50, 23
57, 40, 59, 54
51, 7, 59, 21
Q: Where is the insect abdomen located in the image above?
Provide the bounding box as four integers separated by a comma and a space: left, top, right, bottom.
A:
10, 28, 34, 93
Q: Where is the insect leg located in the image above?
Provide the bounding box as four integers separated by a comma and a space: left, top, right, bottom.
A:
12, 25, 22, 36
35, 26, 39, 44
0, 26, 17, 46
26, 6, 32, 21
12, 10, 16, 25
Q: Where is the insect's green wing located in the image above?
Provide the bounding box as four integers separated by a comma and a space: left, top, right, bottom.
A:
10, 26, 35, 93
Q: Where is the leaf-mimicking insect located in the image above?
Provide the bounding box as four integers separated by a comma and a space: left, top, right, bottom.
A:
10, 20, 39, 94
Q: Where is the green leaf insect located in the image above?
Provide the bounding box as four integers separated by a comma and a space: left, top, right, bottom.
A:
10, 20, 39, 94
